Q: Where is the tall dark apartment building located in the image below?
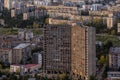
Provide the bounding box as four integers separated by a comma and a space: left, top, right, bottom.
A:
43, 24, 96, 80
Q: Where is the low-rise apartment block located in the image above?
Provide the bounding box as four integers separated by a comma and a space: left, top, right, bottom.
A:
107, 71, 120, 80
33, 52, 42, 65
11, 5, 36, 17
0, 48, 12, 64
10, 64, 41, 73
89, 11, 109, 16
0, 36, 24, 49
23, 9, 47, 20
12, 43, 31, 64
109, 47, 120, 70
44, 5, 79, 18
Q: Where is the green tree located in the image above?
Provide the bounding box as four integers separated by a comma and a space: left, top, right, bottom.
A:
90, 75, 96, 80
8, 74, 17, 80
45, 18, 49, 24
0, 64, 2, 68
111, 29, 116, 35
0, 64, 2, 71
98, 55, 106, 65
41, 76, 48, 80
16, 68, 20, 74
4, 68, 9, 75
59, 73, 66, 79
59, 73, 70, 80
33, 22, 39, 28
2, 78, 7, 80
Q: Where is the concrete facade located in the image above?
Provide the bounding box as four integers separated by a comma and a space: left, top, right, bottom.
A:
117, 23, 120, 33
109, 47, 120, 70
0, 48, 12, 64
43, 24, 96, 80
107, 13, 116, 29
12, 43, 31, 64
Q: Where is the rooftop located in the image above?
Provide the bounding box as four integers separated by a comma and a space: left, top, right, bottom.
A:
109, 47, 120, 54
0, 48, 12, 51
11, 64, 38, 68
14, 43, 30, 49
24, 64, 38, 68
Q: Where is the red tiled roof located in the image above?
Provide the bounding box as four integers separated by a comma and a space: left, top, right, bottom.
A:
12, 64, 38, 68
24, 64, 38, 68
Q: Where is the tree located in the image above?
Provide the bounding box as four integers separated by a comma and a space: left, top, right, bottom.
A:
23, 75, 28, 80
84, 18, 107, 33
45, 18, 49, 24
41, 76, 48, 80
0, 64, 2, 69
98, 55, 106, 65
33, 22, 39, 28
92, 18, 106, 33
4, 68, 9, 75
16, 68, 20, 74
2, 78, 7, 80
104, 41, 113, 50
59, 73, 70, 80
90, 75, 96, 80
0, 64, 2, 71
111, 29, 116, 35
31, 47, 43, 55
59, 73, 66, 80
81, 10, 89, 15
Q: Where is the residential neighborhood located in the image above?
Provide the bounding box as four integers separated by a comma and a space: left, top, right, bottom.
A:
0, 0, 120, 80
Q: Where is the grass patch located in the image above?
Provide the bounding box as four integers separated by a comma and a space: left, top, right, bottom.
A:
0, 28, 18, 35
0, 28, 43, 35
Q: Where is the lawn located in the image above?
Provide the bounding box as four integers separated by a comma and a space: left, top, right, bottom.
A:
0, 28, 43, 35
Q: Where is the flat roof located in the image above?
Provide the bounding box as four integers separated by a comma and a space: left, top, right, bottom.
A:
110, 47, 120, 54
11, 64, 38, 68
14, 43, 30, 49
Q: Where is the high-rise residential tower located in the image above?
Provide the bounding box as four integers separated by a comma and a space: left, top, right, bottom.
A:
43, 24, 96, 80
